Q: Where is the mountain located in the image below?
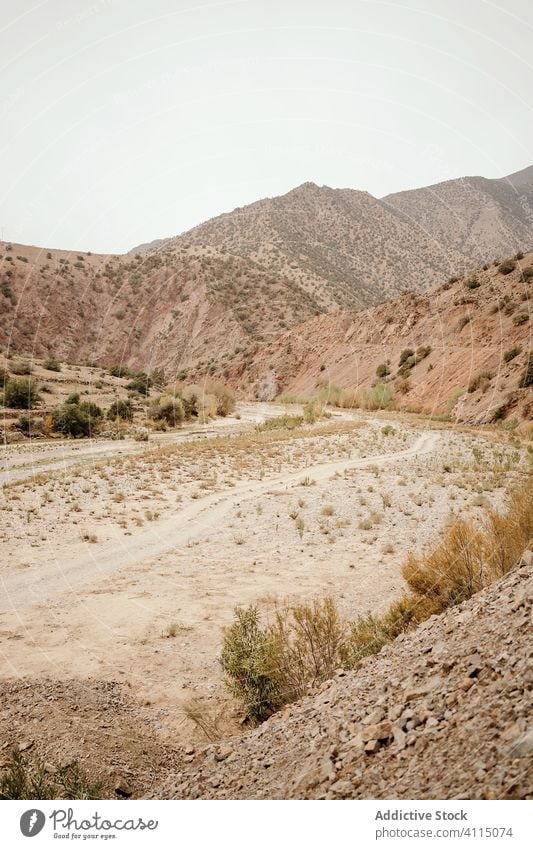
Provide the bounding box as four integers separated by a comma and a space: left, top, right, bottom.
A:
1, 166, 531, 383
209, 251, 533, 425
382, 167, 533, 267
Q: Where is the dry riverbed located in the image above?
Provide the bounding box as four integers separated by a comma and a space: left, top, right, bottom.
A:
0, 406, 528, 775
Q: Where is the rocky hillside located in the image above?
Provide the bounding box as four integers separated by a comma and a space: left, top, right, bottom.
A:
218, 252, 532, 425
382, 165, 533, 267
1, 167, 531, 384
158, 554, 533, 800
143, 164, 532, 311
0, 241, 320, 375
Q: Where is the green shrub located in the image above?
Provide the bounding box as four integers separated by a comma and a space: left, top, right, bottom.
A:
221, 598, 350, 723
0, 750, 101, 800
126, 372, 151, 396
376, 363, 390, 378
503, 346, 521, 363
66, 392, 80, 404
256, 414, 304, 432
220, 606, 282, 722
465, 277, 480, 289
358, 382, 394, 410
520, 266, 533, 281
512, 312, 529, 326
4, 378, 40, 409
51, 403, 95, 437
108, 364, 133, 378
16, 412, 45, 436
107, 399, 133, 421
79, 401, 103, 419
43, 357, 61, 372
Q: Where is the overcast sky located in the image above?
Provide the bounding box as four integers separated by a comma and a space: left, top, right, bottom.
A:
1, 0, 531, 253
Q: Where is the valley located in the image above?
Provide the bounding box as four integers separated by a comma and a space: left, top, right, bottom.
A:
0, 402, 529, 797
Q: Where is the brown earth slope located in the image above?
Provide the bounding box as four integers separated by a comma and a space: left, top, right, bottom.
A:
158, 555, 533, 800
220, 253, 532, 424
1, 167, 531, 382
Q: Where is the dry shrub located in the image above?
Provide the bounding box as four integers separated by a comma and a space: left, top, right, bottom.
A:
220, 598, 349, 722
220, 480, 532, 722
403, 518, 486, 610
270, 597, 348, 702
183, 698, 225, 742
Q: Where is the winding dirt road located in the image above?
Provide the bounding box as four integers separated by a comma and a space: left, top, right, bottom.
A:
1, 430, 440, 612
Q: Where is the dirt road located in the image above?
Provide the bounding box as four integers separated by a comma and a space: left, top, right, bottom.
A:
0, 430, 439, 612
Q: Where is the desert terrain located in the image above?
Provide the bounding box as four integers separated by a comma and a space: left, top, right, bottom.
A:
0, 399, 529, 795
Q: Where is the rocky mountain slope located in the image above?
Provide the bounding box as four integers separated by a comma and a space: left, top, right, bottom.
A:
218, 252, 532, 424
0, 241, 320, 375
382, 166, 533, 268
1, 167, 531, 389
139, 164, 532, 312
158, 555, 533, 800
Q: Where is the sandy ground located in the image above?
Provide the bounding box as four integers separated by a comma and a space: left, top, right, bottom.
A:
0, 405, 528, 747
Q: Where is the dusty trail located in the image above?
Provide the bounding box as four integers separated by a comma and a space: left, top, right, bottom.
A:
0, 431, 440, 612
0, 403, 290, 485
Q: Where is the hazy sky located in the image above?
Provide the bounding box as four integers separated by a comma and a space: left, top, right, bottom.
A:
1, 0, 532, 253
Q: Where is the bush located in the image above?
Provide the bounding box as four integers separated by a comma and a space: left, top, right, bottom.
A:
503, 346, 521, 363
220, 606, 282, 722
43, 358, 61, 372
256, 414, 304, 432
66, 392, 80, 404
205, 381, 235, 416
512, 312, 529, 326
465, 277, 480, 289
221, 598, 350, 723
467, 371, 492, 393
126, 372, 151, 396
79, 400, 103, 419
0, 750, 101, 800
4, 378, 40, 409
107, 399, 133, 421
16, 412, 45, 437
376, 363, 390, 378
520, 266, 533, 281
358, 383, 394, 410
108, 364, 133, 378
498, 259, 516, 275
150, 394, 185, 426
398, 348, 414, 366
10, 359, 31, 375
519, 355, 533, 388
51, 403, 95, 437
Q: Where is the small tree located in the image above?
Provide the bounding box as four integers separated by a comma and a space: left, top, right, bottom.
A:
107, 399, 133, 421
51, 403, 93, 437
4, 378, 40, 409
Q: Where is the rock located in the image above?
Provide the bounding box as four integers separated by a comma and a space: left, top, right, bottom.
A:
459, 678, 475, 691
114, 778, 132, 798
364, 739, 380, 754
508, 729, 533, 758
215, 745, 233, 761
18, 740, 34, 752
392, 726, 406, 750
